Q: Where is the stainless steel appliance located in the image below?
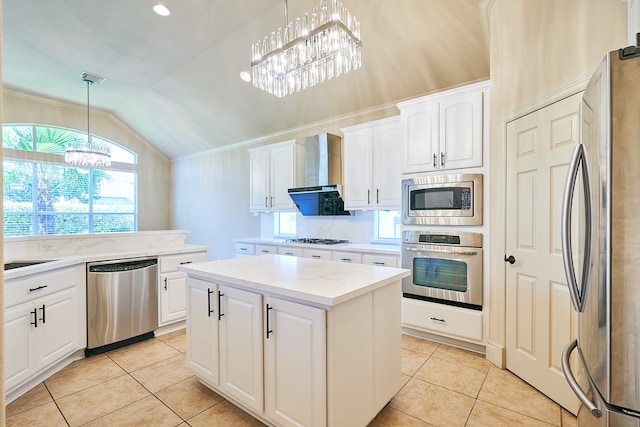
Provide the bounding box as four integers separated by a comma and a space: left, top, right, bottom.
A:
285, 237, 349, 245
561, 44, 640, 427
86, 257, 158, 355
402, 230, 482, 310
401, 173, 483, 226
288, 133, 351, 216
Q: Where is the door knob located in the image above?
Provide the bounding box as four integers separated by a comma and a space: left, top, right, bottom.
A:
504, 255, 516, 264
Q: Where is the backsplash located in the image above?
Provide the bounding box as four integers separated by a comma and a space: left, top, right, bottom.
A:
4, 230, 190, 260
260, 211, 375, 243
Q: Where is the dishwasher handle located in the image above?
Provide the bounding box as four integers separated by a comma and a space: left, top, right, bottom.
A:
89, 258, 158, 273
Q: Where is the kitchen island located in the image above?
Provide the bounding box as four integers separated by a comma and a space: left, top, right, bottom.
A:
179, 254, 410, 427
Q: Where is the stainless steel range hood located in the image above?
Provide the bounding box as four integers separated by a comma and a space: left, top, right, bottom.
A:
288, 133, 351, 216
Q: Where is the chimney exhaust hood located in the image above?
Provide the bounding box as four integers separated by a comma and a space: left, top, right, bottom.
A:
288, 133, 351, 216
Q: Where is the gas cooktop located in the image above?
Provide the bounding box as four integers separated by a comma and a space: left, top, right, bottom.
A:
285, 238, 350, 245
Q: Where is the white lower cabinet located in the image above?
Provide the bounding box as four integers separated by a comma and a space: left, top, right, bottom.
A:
186, 276, 401, 427
159, 251, 208, 327
402, 297, 483, 343
218, 285, 264, 414
186, 277, 219, 385
5, 265, 84, 395
265, 296, 326, 427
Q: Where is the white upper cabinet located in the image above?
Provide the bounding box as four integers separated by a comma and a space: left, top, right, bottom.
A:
342, 116, 402, 210
398, 81, 491, 173
249, 140, 305, 212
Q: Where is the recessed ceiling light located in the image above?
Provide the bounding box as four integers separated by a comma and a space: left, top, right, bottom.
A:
153, 4, 171, 16
240, 71, 251, 83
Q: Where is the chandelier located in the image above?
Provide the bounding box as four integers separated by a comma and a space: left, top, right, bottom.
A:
65, 72, 111, 168
251, 0, 362, 97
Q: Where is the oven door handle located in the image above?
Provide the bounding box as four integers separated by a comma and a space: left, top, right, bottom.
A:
404, 247, 478, 256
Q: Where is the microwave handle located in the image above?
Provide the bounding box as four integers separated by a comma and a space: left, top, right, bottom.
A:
404, 247, 478, 256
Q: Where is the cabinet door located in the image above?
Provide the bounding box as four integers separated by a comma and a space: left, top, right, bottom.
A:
5, 303, 35, 391
265, 296, 326, 427
160, 272, 187, 326
439, 91, 483, 170
303, 249, 331, 260
186, 278, 219, 386
37, 288, 78, 369
343, 127, 373, 209
269, 145, 296, 211
249, 148, 270, 211
373, 120, 402, 208
219, 285, 264, 414
401, 102, 439, 173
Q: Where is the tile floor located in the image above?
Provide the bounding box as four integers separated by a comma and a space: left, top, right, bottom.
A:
6, 330, 578, 426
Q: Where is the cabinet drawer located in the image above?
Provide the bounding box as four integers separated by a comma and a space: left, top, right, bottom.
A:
235, 243, 255, 256
402, 298, 482, 343
362, 254, 399, 267
160, 252, 208, 273
277, 246, 303, 257
331, 251, 362, 263
6, 266, 80, 308
255, 245, 277, 255
303, 249, 331, 260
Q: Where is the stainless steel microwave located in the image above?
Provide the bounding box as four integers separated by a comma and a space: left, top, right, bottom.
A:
402, 173, 483, 226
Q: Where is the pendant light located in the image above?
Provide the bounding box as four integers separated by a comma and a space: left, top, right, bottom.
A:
65, 72, 111, 168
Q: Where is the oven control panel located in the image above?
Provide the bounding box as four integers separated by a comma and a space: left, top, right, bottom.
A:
418, 234, 461, 245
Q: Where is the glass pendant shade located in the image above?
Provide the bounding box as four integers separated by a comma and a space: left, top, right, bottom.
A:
251, 0, 362, 97
66, 74, 111, 168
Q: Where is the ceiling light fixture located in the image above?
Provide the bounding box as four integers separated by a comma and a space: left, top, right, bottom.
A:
65, 72, 111, 168
250, 0, 362, 97
240, 71, 252, 83
153, 4, 171, 16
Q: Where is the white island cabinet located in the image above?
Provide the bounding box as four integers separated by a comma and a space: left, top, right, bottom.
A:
181, 254, 409, 427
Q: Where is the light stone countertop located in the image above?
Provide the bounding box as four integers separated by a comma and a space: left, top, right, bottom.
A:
233, 237, 400, 255
4, 244, 211, 280
179, 253, 409, 308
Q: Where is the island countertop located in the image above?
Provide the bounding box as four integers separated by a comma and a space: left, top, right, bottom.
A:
179, 253, 410, 308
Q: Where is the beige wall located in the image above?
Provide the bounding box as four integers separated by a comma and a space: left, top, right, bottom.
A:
485, 0, 628, 365
2, 89, 172, 231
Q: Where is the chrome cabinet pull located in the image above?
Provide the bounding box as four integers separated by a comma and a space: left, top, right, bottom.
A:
440, 152, 445, 167
433, 153, 437, 168
367, 189, 371, 204
265, 196, 268, 208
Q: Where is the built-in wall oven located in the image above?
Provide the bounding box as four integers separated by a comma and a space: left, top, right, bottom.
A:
402, 230, 483, 310
402, 173, 483, 226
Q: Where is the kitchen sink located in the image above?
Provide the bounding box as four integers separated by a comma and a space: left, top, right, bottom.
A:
4, 260, 57, 271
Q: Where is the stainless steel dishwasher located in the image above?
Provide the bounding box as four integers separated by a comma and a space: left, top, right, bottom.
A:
86, 257, 158, 355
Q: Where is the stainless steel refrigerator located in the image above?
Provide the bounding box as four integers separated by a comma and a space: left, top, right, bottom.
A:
561, 43, 640, 427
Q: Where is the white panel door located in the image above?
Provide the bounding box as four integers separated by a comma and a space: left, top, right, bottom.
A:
160, 272, 187, 325
186, 278, 219, 386
4, 303, 35, 391
37, 288, 77, 369
219, 285, 264, 414
265, 296, 326, 427
505, 93, 582, 413
401, 103, 439, 173
440, 91, 483, 170
343, 127, 373, 209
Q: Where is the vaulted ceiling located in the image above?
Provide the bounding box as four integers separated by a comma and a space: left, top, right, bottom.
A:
2, 0, 489, 159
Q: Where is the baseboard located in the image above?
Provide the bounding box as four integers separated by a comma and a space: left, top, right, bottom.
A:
484, 340, 505, 368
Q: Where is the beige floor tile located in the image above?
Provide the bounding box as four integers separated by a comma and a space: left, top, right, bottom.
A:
82, 395, 183, 427
6, 383, 52, 418
467, 400, 557, 427
432, 344, 491, 373
561, 408, 578, 427
156, 328, 186, 342
163, 331, 187, 353
6, 401, 68, 427
415, 356, 488, 398
187, 400, 266, 426
390, 378, 475, 427
44, 354, 126, 399
56, 374, 151, 426
477, 366, 561, 426
402, 348, 429, 376
402, 334, 440, 356
368, 405, 435, 426
130, 353, 194, 393
156, 376, 224, 420
106, 338, 181, 372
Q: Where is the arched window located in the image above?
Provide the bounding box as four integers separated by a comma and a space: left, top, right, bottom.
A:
2, 124, 138, 237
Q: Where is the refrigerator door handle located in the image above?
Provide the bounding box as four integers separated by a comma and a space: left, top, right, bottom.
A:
562, 339, 602, 418
561, 143, 592, 312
